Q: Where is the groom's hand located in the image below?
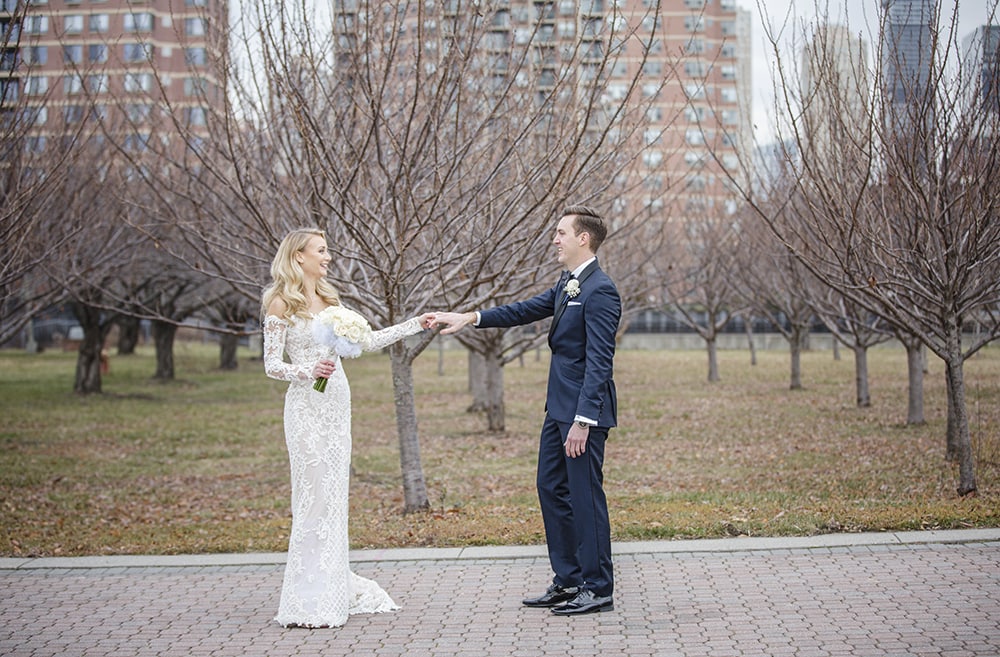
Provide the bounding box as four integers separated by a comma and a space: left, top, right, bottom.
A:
564, 424, 589, 458
432, 311, 476, 335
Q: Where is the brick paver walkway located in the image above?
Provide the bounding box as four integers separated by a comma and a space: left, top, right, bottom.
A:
2, 530, 998, 657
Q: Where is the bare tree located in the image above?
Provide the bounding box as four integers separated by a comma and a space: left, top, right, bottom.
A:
128, 1, 667, 511
658, 206, 746, 382
736, 1, 1000, 495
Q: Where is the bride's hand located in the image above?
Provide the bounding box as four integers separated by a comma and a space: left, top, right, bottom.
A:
312, 359, 337, 379
418, 313, 436, 330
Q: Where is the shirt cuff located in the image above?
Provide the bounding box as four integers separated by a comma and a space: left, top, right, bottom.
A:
574, 415, 596, 426
473, 311, 481, 327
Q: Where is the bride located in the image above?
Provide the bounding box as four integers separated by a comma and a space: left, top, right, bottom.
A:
261, 228, 432, 628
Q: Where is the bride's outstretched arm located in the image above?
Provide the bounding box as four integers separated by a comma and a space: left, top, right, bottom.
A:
364, 314, 433, 351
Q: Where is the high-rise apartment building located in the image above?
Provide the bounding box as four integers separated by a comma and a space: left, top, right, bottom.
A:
881, 0, 934, 128
1, 0, 226, 162
330, 0, 752, 224
614, 0, 752, 221
963, 25, 1000, 115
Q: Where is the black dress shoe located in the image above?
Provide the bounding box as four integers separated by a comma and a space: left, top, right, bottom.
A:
551, 589, 614, 615
522, 584, 580, 607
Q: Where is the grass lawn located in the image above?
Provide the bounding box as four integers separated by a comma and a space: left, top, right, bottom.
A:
1, 340, 997, 557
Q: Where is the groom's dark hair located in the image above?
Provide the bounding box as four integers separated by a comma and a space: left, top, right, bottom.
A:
562, 205, 607, 253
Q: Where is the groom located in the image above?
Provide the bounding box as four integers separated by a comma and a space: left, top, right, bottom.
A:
433, 205, 620, 615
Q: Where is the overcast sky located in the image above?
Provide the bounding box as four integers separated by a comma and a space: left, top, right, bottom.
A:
734, 0, 994, 144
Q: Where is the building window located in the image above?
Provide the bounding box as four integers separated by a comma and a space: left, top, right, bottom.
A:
685, 129, 705, 145
720, 43, 736, 58
642, 150, 663, 167
89, 14, 109, 32
184, 47, 207, 66
25, 136, 46, 153
684, 106, 705, 122
723, 153, 740, 170
25, 76, 48, 95
686, 174, 707, 191
684, 61, 707, 77
1, 50, 20, 71
720, 87, 737, 103
646, 106, 662, 121
25, 15, 49, 34
64, 15, 84, 34
123, 133, 151, 152
63, 45, 84, 64
684, 15, 704, 32
721, 109, 739, 125
28, 106, 48, 126
685, 38, 704, 55
89, 44, 107, 63
185, 17, 207, 36
0, 78, 18, 103
685, 0, 705, 7
87, 74, 109, 94
684, 83, 706, 99
123, 42, 153, 62
64, 74, 84, 95
124, 72, 153, 93
184, 76, 207, 96
124, 12, 154, 32
642, 60, 662, 76
185, 106, 207, 126
24, 46, 47, 65
63, 105, 85, 123
605, 82, 628, 101
721, 65, 736, 80
685, 150, 708, 167
126, 103, 152, 122
721, 21, 736, 37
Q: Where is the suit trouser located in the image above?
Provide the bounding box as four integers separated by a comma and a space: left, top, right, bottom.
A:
536, 414, 614, 597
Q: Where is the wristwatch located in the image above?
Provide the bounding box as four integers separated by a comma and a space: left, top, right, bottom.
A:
576, 421, 590, 429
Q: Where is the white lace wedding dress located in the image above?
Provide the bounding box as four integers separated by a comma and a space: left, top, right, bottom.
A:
263, 311, 423, 628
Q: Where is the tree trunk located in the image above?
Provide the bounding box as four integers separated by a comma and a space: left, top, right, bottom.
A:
943, 352, 977, 497
832, 338, 840, 361
744, 317, 757, 366
117, 316, 139, 355
151, 320, 177, 380
945, 360, 959, 462
484, 345, 505, 431
853, 344, 870, 407
219, 332, 239, 370
73, 301, 106, 395
467, 349, 488, 412
905, 339, 925, 424
706, 335, 719, 382
389, 343, 429, 512
789, 326, 805, 390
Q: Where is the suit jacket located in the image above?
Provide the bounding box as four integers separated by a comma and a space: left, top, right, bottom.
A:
478, 260, 620, 428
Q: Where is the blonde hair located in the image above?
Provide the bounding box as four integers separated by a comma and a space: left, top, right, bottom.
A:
261, 228, 340, 320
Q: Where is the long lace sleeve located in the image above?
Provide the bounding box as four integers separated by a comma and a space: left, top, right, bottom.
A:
263, 315, 313, 382
365, 317, 424, 352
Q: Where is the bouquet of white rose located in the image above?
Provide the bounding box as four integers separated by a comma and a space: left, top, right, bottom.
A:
311, 305, 372, 392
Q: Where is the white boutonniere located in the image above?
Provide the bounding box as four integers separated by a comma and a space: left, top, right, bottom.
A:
564, 278, 581, 298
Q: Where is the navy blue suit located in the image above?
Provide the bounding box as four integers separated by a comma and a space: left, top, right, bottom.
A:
478, 259, 620, 597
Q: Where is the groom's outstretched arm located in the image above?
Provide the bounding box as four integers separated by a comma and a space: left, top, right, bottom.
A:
432, 311, 477, 335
